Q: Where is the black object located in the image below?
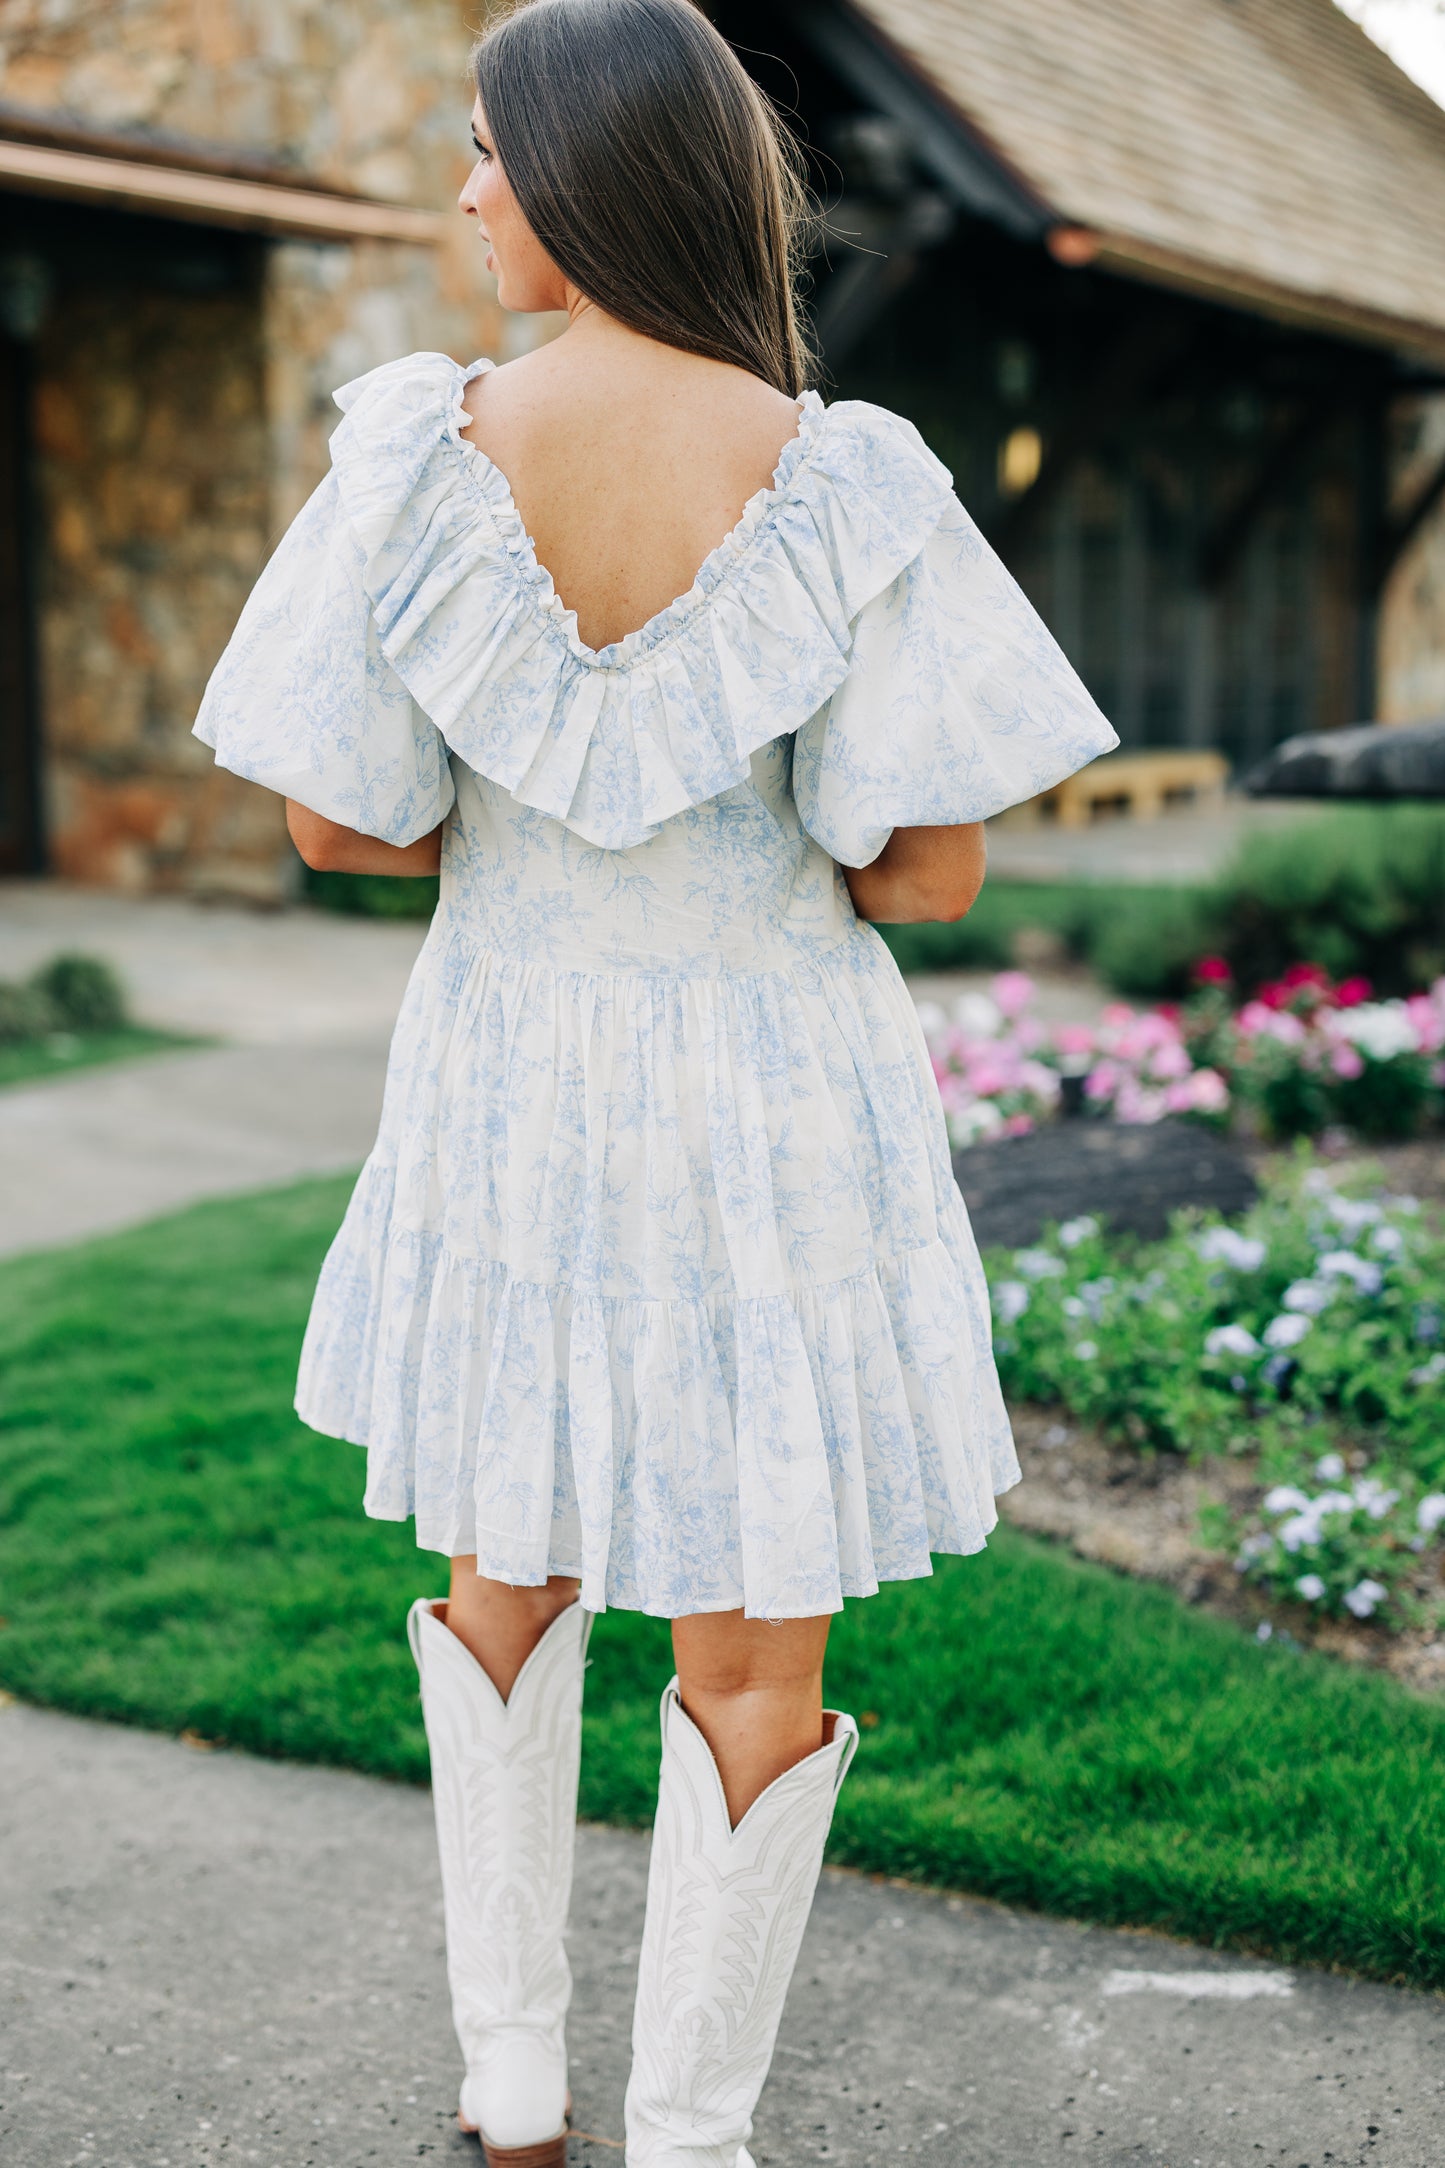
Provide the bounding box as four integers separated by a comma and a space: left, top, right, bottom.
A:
952, 1119, 1259, 1249
1242, 717, 1445, 799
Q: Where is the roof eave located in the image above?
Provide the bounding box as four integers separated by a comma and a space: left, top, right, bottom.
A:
1086, 229, 1445, 367
795, 0, 1054, 238
0, 120, 442, 245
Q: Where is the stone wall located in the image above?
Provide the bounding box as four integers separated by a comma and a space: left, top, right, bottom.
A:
30, 276, 281, 893
1, 0, 517, 895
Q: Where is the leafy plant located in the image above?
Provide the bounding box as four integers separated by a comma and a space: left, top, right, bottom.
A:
30, 952, 127, 1034
986, 1163, 1445, 1628
0, 980, 56, 1046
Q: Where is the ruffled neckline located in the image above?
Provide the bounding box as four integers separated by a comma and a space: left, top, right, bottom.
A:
328, 349, 956, 849
443, 357, 826, 673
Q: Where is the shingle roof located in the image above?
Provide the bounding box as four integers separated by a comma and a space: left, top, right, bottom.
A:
847, 0, 1445, 356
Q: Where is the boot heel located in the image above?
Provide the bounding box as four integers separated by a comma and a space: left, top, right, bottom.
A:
480, 2137, 568, 2167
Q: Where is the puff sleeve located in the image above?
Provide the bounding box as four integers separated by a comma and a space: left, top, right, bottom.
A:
792, 494, 1118, 868
193, 467, 456, 846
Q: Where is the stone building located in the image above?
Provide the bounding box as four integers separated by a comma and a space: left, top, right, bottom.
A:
0, 0, 512, 893
2, 0, 1444, 896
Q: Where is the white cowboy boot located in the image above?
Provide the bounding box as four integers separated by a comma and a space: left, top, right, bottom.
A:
408, 1597, 592, 2165
624, 1679, 858, 2168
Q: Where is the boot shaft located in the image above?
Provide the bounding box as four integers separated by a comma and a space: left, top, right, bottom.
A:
625, 1681, 857, 2168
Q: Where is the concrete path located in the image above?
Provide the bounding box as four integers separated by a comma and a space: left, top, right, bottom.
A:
3, 1700, 1441, 2168
0, 1042, 394, 1256
1, 881, 428, 1048
0, 883, 429, 1258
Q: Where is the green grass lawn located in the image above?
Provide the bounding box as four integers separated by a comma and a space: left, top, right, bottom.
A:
0, 1025, 204, 1091
3, 1179, 1443, 1988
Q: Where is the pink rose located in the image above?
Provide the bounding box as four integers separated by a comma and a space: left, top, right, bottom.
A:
991, 970, 1035, 1018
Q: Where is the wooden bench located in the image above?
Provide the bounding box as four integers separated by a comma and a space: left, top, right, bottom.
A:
1002, 749, 1230, 828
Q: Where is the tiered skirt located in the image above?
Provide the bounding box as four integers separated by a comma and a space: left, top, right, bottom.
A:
296, 917, 1018, 1617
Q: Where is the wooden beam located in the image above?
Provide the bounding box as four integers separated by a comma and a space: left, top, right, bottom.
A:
1375, 447, 1445, 589
0, 139, 442, 245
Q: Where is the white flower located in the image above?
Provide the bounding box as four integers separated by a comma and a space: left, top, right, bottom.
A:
1317, 1251, 1385, 1297
992, 1279, 1031, 1326
1073, 1339, 1099, 1361
1206, 1324, 1262, 1359
1324, 1194, 1382, 1235
1263, 1485, 1310, 1515
1235, 1532, 1273, 1566
1277, 1512, 1316, 1553
1369, 1224, 1405, 1259
1409, 1352, 1445, 1386
950, 1099, 1005, 1147
1314, 1452, 1346, 1482
1343, 1578, 1388, 1620
1335, 1003, 1419, 1063
1196, 1228, 1267, 1271
1283, 1279, 1333, 1315
1416, 1494, 1445, 1535
1263, 1313, 1312, 1350
1255, 1621, 1274, 1642
1294, 1574, 1326, 1602
1353, 1477, 1400, 1520
1077, 1276, 1115, 1319
1313, 1490, 1357, 1519
1014, 1247, 1066, 1281
1062, 1295, 1086, 1318
951, 991, 1002, 1036
1058, 1215, 1100, 1249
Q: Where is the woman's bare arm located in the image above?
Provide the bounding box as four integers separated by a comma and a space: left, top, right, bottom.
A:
286, 800, 444, 878
843, 821, 986, 925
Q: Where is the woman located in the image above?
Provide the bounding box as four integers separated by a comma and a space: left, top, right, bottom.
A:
195, 0, 1116, 2158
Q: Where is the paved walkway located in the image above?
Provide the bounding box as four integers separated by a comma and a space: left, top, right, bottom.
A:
0, 883, 428, 1258
3, 1699, 1441, 2168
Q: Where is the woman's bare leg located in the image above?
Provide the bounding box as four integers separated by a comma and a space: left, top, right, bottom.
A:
671, 1609, 833, 1826
442, 1559, 581, 1701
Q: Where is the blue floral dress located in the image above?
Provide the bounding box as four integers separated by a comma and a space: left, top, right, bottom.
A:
195, 350, 1117, 1619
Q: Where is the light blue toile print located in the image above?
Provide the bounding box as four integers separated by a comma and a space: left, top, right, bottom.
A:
194, 348, 1118, 1619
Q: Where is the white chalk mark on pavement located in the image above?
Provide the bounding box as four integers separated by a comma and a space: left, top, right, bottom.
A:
1101, 1967, 1295, 1999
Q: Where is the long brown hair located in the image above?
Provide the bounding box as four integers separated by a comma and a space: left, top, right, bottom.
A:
472, 0, 815, 395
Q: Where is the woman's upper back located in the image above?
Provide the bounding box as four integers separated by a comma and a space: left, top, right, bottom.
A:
459, 325, 805, 655
194, 346, 1117, 862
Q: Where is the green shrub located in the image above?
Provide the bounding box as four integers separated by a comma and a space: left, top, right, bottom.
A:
305, 868, 440, 921
877, 881, 1186, 982
0, 981, 56, 1045
31, 952, 127, 1033
1210, 806, 1445, 997
1084, 888, 1215, 999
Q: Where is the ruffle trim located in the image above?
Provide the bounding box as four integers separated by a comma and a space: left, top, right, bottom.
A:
328, 351, 957, 849
295, 1172, 1019, 1621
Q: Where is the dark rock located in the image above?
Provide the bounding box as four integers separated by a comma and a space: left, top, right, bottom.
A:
953, 1119, 1259, 1248
1242, 716, 1445, 799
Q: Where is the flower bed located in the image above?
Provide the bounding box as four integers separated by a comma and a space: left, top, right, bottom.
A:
986, 1166, 1445, 1633
919, 964, 1445, 1148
